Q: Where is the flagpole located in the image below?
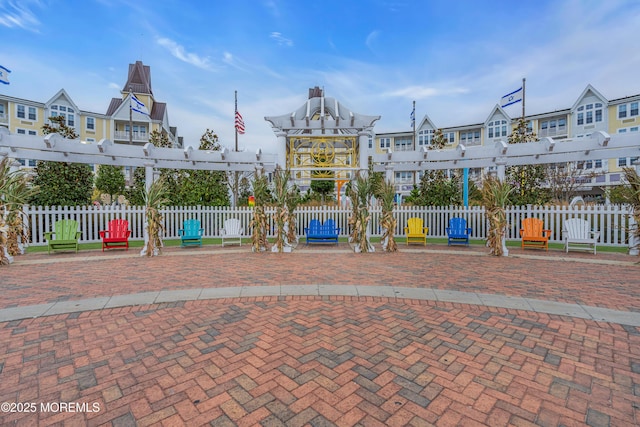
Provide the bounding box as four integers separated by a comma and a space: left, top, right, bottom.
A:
412, 100, 416, 149
233, 91, 239, 207
129, 88, 133, 145
522, 78, 526, 119
234, 90, 239, 152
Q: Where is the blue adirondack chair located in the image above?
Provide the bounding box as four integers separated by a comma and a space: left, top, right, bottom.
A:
446, 217, 472, 246
179, 219, 204, 247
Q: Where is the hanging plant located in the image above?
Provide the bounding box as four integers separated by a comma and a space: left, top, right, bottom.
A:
482, 176, 513, 256
378, 178, 398, 252
347, 172, 375, 253
249, 169, 271, 252
142, 178, 169, 257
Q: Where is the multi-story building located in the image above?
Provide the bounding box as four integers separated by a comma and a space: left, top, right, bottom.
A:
0, 61, 182, 181
374, 84, 640, 202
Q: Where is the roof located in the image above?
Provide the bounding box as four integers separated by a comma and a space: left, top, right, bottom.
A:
122, 61, 153, 95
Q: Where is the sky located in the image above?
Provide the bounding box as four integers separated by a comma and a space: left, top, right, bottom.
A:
1, 0, 640, 152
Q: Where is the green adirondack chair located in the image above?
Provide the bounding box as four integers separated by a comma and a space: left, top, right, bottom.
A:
43, 219, 81, 254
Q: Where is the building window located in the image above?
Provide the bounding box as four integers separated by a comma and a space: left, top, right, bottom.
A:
444, 132, 455, 144
17, 105, 25, 119
50, 104, 75, 127
0, 103, 5, 118
577, 113, 584, 125
86, 117, 95, 130
577, 103, 602, 125
394, 171, 413, 183
17, 128, 25, 134
618, 157, 628, 167
379, 137, 390, 149
632, 102, 639, 117
418, 129, 433, 146
487, 120, 507, 138
394, 137, 412, 151
618, 101, 639, 119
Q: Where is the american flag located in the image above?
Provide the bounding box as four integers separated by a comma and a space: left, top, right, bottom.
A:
235, 111, 245, 134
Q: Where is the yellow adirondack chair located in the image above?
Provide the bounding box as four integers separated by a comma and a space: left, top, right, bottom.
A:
404, 217, 428, 245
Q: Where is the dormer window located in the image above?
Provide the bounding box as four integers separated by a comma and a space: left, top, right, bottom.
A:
487, 120, 507, 138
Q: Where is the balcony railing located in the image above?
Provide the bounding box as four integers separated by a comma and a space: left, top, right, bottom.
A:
0, 113, 7, 124
113, 131, 149, 142
538, 125, 567, 138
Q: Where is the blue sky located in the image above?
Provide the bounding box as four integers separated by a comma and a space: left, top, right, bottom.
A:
1, 0, 640, 152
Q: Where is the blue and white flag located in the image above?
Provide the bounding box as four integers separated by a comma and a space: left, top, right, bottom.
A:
501, 86, 523, 108
0, 65, 11, 85
130, 94, 150, 116
410, 108, 415, 127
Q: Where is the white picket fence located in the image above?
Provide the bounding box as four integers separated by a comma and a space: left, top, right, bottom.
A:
23, 204, 634, 248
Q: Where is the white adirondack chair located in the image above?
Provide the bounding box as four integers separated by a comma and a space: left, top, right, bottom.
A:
221, 218, 243, 246
563, 218, 600, 254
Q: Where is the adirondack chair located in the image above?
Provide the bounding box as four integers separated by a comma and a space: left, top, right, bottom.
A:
304, 218, 340, 245
221, 218, 243, 246
99, 219, 131, 251
520, 217, 552, 251
446, 217, 472, 246
179, 219, 204, 247
404, 217, 428, 245
563, 218, 600, 254
44, 219, 81, 254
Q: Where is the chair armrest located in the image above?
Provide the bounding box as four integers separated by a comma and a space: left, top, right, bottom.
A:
403, 227, 409, 233
423, 227, 429, 233
125, 230, 132, 238
178, 229, 185, 236
220, 228, 226, 235
466, 227, 472, 234
519, 229, 524, 237
591, 230, 601, 240
75, 231, 81, 239
99, 230, 108, 238
543, 229, 552, 237
44, 231, 53, 240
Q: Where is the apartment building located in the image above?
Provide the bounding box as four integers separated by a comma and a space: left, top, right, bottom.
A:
0, 61, 182, 180
374, 84, 640, 201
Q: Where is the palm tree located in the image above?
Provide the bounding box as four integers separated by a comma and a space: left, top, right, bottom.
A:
0, 158, 37, 265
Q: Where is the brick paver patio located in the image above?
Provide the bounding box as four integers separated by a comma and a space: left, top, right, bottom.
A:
1, 244, 639, 426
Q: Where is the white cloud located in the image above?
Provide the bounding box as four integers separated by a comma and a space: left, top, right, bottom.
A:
383, 85, 469, 100
269, 32, 293, 47
0, 0, 41, 31
156, 37, 217, 71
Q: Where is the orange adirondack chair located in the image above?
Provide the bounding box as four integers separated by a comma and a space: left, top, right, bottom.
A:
99, 219, 131, 251
404, 217, 428, 245
520, 218, 552, 251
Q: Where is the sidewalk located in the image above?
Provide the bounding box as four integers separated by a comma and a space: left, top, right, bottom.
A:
1, 245, 639, 426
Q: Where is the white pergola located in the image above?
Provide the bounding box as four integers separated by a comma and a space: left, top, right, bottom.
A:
371, 131, 640, 181
1, 128, 639, 255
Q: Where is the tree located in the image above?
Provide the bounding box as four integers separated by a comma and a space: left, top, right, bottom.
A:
310, 179, 334, 202
405, 129, 463, 206
95, 165, 125, 204
30, 116, 93, 206
176, 130, 229, 206
506, 117, 551, 205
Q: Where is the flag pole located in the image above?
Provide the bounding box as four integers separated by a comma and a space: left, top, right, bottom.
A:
129, 88, 133, 145
412, 100, 416, 149
522, 78, 526, 119
234, 90, 239, 152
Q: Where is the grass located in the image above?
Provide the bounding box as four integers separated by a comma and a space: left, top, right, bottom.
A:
24, 236, 630, 254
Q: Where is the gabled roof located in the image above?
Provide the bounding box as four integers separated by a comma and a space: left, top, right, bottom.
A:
45, 88, 81, 113
122, 61, 153, 95
417, 114, 437, 130
484, 104, 511, 125
570, 84, 607, 111
105, 94, 165, 121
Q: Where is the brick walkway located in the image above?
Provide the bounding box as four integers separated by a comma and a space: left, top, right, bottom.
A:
1, 245, 639, 426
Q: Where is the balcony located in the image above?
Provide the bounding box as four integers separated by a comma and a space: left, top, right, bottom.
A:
113, 131, 149, 143
538, 125, 567, 138
0, 112, 7, 124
